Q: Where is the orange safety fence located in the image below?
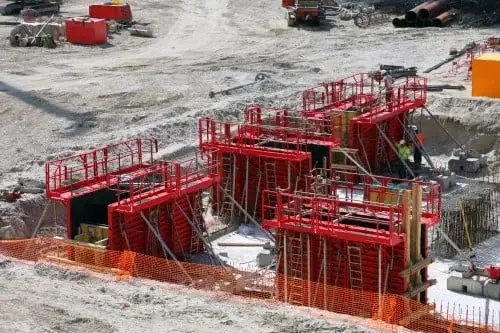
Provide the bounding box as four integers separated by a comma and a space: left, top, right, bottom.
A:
0, 237, 499, 333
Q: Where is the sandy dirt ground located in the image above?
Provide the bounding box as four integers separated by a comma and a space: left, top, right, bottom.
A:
0, 256, 403, 333
0, 0, 499, 190
1, 0, 500, 331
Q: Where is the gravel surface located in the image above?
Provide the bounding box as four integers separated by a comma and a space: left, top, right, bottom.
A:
0, 256, 399, 333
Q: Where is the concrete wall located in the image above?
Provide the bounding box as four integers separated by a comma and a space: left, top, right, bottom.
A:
447, 276, 484, 297
484, 281, 500, 301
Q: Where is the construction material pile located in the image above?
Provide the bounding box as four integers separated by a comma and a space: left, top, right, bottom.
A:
391, 0, 500, 28
393, 0, 456, 28
9, 14, 64, 47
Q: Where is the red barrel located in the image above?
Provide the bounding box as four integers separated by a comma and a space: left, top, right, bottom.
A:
89, 4, 133, 22
65, 17, 107, 45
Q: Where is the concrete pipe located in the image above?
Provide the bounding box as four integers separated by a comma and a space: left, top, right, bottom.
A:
418, 0, 448, 21
432, 9, 456, 27
405, 0, 433, 22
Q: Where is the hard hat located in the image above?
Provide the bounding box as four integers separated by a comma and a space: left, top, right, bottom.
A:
399, 139, 405, 145
410, 125, 418, 131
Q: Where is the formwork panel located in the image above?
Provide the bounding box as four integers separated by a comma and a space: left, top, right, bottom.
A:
107, 194, 202, 259
275, 231, 409, 306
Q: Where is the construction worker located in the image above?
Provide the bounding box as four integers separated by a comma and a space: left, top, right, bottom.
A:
413, 127, 425, 168
383, 72, 395, 112
395, 139, 411, 179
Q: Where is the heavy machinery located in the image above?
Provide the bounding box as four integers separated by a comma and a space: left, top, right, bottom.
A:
283, 0, 327, 26
283, 0, 342, 26
0, 0, 60, 16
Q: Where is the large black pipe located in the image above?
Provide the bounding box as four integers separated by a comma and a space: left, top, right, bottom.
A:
432, 9, 456, 27
405, 0, 433, 22
418, 0, 448, 20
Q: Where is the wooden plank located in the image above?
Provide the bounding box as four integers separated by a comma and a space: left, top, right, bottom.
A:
43, 255, 125, 275
331, 164, 357, 171
217, 242, 267, 247
398, 303, 435, 326
399, 257, 435, 277
401, 279, 437, 298
52, 236, 107, 249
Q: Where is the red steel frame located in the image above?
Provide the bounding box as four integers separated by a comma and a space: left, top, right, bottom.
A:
199, 117, 313, 161
302, 73, 382, 114
45, 138, 158, 201
45, 138, 221, 259
244, 105, 343, 145
300, 74, 427, 172
264, 171, 441, 299
306, 169, 442, 226
262, 190, 404, 246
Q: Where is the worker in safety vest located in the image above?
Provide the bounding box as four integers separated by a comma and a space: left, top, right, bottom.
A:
395, 139, 411, 179
383, 73, 395, 105
413, 126, 425, 168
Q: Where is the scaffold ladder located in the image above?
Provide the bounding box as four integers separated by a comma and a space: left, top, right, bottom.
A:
190, 193, 205, 254
375, 121, 390, 172
265, 161, 277, 190
221, 155, 234, 221
288, 235, 304, 305
347, 245, 364, 291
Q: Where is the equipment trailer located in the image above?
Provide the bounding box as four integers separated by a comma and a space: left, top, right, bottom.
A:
0, 0, 60, 16
283, 0, 327, 26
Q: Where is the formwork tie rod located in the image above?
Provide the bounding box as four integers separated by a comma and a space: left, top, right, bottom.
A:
139, 211, 194, 284
217, 184, 275, 242
173, 200, 226, 268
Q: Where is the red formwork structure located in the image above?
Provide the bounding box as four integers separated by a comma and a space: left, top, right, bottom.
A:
301, 73, 382, 114
198, 116, 314, 223
45, 138, 221, 260
301, 73, 427, 174
348, 76, 427, 173
262, 168, 441, 306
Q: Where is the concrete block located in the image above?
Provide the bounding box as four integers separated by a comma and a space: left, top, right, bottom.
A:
256, 251, 273, 268
448, 157, 481, 173
479, 155, 488, 168
484, 281, 500, 300
448, 172, 457, 187
434, 175, 450, 190
447, 276, 484, 297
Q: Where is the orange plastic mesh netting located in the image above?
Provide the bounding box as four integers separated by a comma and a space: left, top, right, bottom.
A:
0, 237, 498, 333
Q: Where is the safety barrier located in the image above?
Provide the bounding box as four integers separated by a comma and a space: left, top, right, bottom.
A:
45, 138, 158, 200
0, 237, 498, 333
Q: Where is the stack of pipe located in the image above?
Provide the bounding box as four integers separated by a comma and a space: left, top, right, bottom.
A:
393, 0, 456, 28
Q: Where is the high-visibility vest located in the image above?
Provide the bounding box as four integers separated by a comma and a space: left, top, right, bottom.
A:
417, 133, 424, 145
397, 144, 411, 160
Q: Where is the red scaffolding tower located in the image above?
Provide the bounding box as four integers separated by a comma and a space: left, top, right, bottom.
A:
301, 74, 427, 173
262, 168, 441, 306
45, 138, 221, 259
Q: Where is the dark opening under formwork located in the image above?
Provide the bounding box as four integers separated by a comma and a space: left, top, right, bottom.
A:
69, 189, 127, 238
259, 140, 330, 167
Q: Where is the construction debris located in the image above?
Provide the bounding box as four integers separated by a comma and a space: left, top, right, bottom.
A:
208, 73, 270, 98
129, 26, 153, 38
9, 15, 60, 47
427, 84, 466, 91
393, 0, 456, 28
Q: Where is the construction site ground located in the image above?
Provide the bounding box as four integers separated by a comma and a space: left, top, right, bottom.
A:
0, 255, 400, 333
1, 0, 500, 331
